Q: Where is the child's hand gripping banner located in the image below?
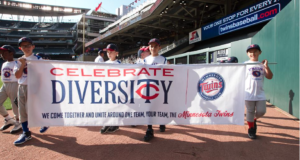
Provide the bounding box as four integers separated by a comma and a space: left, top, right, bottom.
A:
28, 61, 245, 127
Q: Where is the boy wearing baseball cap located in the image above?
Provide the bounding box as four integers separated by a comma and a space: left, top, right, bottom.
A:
244, 44, 273, 139
95, 50, 105, 63
136, 46, 150, 64
143, 38, 167, 142
13, 37, 49, 145
100, 43, 120, 134
0, 45, 22, 134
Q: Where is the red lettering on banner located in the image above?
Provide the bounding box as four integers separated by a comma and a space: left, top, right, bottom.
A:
149, 68, 161, 76
94, 69, 105, 77
67, 68, 79, 76
178, 111, 212, 119
108, 69, 121, 77
214, 110, 234, 117
81, 69, 92, 77
50, 68, 63, 76
163, 69, 174, 77
137, 68, 150, 76
124, 69, 136, 76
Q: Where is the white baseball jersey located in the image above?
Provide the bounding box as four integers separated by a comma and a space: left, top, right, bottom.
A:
94, 56, 104, 63
144, 55, 166, 65
13, 54, 42, 85
1, 61, 18, 82
105, 59, 121, 64
244, 60, 266, 101
135, 58, 144, 64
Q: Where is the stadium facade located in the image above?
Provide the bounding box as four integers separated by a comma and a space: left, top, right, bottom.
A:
84, 0, 299, 119
0, 0, 89, 61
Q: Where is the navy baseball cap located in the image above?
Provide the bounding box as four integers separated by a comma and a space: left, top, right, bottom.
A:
227, 56, 238, 63
18, 37, 33, 46
137, 47, 149, 58
148, 38, 161, 46
247, 44, 261, 52
98, 50, 105, 54
106, 44, 118, 52
0, 45, 16, 54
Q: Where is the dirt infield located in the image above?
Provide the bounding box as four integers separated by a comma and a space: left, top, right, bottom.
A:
0, 104, 299, 160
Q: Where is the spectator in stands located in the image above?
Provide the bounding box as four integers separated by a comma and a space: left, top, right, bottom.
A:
94, 50, 105, 63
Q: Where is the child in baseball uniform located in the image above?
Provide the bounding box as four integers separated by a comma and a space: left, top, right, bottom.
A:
13, 37, 50, 145
95, 50, 105, 63
100, 44, 121, 134
143, 38, 167, 142
0, 45, 22, 134
136, 46, 150, 64
244, 44, 273, 139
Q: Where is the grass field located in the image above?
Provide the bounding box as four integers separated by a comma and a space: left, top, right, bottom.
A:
0, 78, 12, 110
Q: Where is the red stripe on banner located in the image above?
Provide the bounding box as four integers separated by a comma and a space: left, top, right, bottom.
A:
185, 69, 189, 105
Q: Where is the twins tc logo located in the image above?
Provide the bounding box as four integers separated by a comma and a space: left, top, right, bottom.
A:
190, 31, 199, 40
252, 71, 261, 77
136, 79, 160, 103
198, 73, 225, 101
4, 71, 11, 78
135, 79, 172, 104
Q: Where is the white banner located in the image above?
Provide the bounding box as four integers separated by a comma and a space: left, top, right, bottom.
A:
28, 61, 245, 127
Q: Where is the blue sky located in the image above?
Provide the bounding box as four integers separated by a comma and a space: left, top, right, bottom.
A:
5, 0, 147, 22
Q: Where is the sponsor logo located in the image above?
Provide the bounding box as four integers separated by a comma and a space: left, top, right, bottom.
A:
198, 73, 225, 101
190, 31, 199, 41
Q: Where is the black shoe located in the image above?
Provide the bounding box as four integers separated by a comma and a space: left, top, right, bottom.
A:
159, 125, 166, 132
254, 119, 257, 133
100, 126, 111, 134
131, 125, 137, 127
107, 126, 119, 133
144, 129, 154, 142
248, 128, 256, 139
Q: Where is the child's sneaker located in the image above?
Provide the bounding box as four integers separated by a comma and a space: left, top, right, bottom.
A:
40, 126, 49, 133
100, 126, 111, 134
10, 121, 22, 134
0, 118, 16, 131
144, 129, 154, 142
14, 131, 32, 145
159, 125, 166, 132
107, 126, 119, 133
248, 128, 256, 139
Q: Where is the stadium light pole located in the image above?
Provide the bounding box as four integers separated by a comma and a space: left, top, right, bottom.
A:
82, 13, 85, 56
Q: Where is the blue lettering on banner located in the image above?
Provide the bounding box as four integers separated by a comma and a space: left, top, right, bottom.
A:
51, 80, 173, 105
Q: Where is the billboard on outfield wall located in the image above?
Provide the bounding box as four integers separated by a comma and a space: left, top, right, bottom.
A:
191, 0, 291, 43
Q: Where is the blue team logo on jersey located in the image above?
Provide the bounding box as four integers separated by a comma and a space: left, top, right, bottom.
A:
4, 71, 11, 78
252, 71, 261, 77
198, 73, 225, 101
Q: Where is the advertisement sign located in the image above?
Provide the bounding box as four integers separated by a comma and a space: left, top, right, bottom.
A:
201, 0, 291, 41
189, 28, 201, 44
